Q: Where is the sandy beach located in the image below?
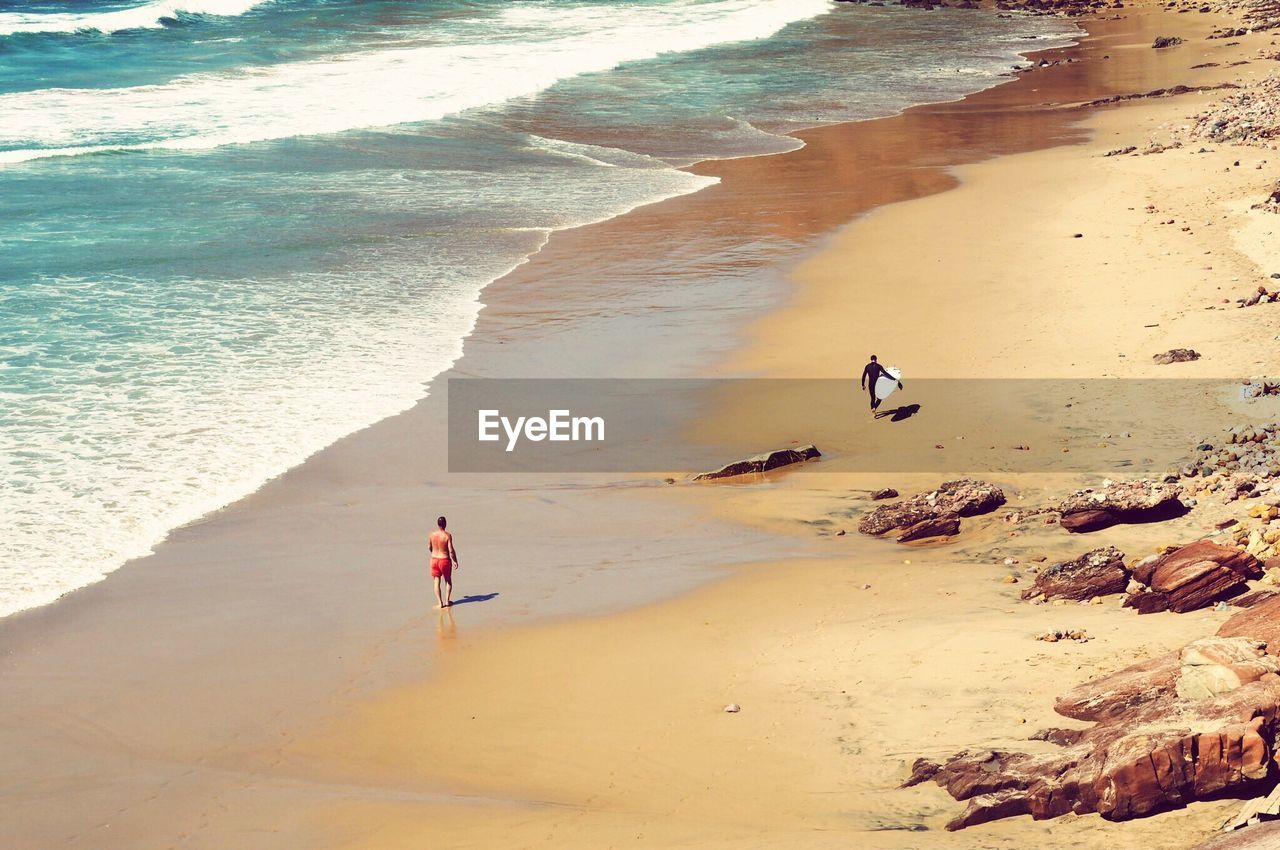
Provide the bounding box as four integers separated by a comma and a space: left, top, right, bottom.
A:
7, 0, 1280, 848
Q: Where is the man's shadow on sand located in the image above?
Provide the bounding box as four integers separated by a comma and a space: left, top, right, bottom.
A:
449, 592, 499, 607
875, 403, 921, 423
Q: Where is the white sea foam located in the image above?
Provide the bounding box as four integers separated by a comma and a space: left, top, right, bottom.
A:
0, 138, 718, 619
0, 0, 269, 36
0, 0, 833, 163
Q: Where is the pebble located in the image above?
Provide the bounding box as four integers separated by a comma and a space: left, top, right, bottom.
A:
724, 703, 741, 713
1036, 629, 1091, 643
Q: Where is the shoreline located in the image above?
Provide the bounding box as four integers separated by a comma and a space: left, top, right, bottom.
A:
0, 6, 1076, 624
6, 2, 1280, 848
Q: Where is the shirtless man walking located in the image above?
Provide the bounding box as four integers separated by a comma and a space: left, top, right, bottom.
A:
428, 516, 459, 609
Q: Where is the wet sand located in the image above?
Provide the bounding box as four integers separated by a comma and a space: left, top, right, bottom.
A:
5, 2, 1279, 848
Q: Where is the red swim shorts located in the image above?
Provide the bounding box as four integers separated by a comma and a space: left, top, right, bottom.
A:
431, 557, 452, 579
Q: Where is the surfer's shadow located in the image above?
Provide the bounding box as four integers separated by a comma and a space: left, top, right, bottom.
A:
874, 403, 921, 422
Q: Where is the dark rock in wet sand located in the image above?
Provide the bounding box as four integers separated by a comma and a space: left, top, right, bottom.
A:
1153, 35, 1184, 48
858, 479, 1005, 538
1057, 479, 1186, 533
1023, 546, 1129, 601
896, 514, 961, 542
693, 445, 820, 480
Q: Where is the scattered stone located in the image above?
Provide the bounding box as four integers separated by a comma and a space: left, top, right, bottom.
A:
1241, 378, 1280, 397
1177, 75, 1280, 147
1022, 546, 1129, 602
1238, 287, 1280, 308
724, 703, 741, 713
871, 487, 899, 500
693, 445, 820, 480
1057, 479, 1187, 533
1153, 348, 1201, 364
1036, 628, 1091, 643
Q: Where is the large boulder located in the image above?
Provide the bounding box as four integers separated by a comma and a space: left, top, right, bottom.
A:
693, 445, 820, 480
918, 675, 1280, 830
1124, 541, 1263, 614
1057, 480, 1186, 533
858, 479, 1005, 537
1177, 637, 1280, 700
1023, 546, 1128, 601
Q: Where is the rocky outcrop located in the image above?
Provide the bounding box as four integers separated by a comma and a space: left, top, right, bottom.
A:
917, 674, 1280, 830
1177, 637, 1280, 701
1219, 595, 1280, 649
1057, 480, 1186, 533
916, 574, 1280, 830
1123, 541, 1263, 614
1022, 546, 1128, 601
1193, 821, 1280, 849
1054, 651, 1180, 721
857, 479, 1005, 538
693, 445, 820, 480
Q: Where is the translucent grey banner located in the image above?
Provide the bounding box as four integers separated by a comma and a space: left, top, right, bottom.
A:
446, 378, 1280, 475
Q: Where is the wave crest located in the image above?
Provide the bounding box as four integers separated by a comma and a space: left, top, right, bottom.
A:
0, 0, 269, 36
0, 0, 832, 162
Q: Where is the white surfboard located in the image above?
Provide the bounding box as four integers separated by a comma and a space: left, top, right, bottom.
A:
874, 366, 902, 402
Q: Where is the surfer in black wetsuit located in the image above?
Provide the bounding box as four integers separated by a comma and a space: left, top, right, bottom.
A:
860, 354, 902, 414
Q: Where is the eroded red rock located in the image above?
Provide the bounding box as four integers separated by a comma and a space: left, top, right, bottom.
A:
1219, 595, 1280, 650
1054, 651, 1180, 721
925, 676, 1280, 830
1125, 541, 1263, 614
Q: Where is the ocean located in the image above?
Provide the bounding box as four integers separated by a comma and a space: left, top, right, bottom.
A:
0, 0, 1076, 617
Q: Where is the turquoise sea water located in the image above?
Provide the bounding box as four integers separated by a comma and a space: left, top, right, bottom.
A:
0, 0, 1076, 616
